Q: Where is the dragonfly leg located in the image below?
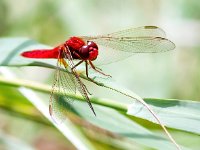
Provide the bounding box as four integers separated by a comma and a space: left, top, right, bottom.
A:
85, 61, 89, 78
86, 75, 104, 86
88, 61, 112, 77
85, 61, 99, 79
71, 60, 84, 70
79, 61, 92, 95
83, 83, 92, 95
95, 66, 102, 71
84, 61, 106, 87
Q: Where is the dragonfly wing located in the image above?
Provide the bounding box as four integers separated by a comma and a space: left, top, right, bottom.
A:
93, 37, 175, 53
80, 37, 175, 66
62, 46, 96, 116
80, 26, 167, 42
80, 26, 174, 65
91, 44, 133, 66
49, 59, 77, 123
107, 26, 167, 38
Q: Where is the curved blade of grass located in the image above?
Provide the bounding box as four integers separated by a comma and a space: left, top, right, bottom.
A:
127, 98, 200, 134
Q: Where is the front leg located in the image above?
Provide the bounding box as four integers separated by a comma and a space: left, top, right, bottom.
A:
71, 60, 84, 70
85, 61, 105, 86
88, 60, 112, 77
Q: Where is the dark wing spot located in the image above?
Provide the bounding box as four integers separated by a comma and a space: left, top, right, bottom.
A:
144, 26, 158, 29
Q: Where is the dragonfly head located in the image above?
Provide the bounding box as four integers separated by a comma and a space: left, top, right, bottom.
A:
79, 41, 98, 60
87, 41, 98, 61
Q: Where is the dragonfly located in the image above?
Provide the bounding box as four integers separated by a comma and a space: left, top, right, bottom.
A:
21, 26, 175, 123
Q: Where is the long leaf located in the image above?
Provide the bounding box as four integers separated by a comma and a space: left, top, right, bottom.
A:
127, 98, 200, 134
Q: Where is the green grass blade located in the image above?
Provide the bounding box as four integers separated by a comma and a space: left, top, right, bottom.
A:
127, 98, 200, 134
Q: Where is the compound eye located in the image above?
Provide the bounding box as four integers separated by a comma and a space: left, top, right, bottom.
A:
79, 45, 89, 58
87, 41, 98, 49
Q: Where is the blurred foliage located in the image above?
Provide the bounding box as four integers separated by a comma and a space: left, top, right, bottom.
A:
0, 0, 68, 45
172, 47, 200, 100
181, 0, 200, 19
0, 0, 8, 35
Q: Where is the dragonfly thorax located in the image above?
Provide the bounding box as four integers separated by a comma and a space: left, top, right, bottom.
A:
66, 37, 98, 61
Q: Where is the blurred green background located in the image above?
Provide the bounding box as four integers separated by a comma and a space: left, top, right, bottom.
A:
0, 0, 200, 149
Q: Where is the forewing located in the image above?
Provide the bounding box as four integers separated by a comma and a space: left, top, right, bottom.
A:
93, 37, 175, 53
49, 59, 76, 123
107, 26, 166, 38
80, 26, 175, 65
81, 26, 166, 40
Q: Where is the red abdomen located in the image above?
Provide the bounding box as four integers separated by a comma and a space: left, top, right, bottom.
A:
21, 48, 59, 59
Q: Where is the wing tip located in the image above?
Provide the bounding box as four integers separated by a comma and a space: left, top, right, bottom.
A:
93, 110, 97, 116
88, 103, 97, 116
49, 104, 53, 114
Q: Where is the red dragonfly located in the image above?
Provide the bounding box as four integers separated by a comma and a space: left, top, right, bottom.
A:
21, 26, 175, 122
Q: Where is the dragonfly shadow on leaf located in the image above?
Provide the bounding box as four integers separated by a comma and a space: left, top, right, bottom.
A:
144, 99, 181, 108
51, 95, 80, 123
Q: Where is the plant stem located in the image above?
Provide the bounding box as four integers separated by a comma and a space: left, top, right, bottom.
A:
0, 76, 127, 112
